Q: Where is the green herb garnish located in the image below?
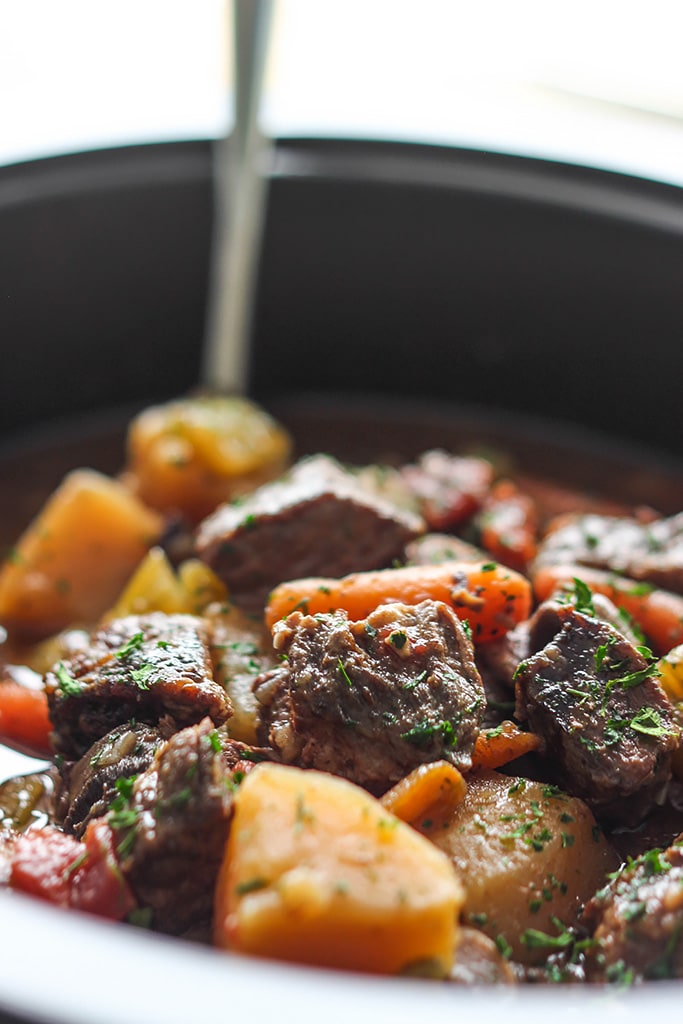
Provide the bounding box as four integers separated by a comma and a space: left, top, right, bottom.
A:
55, 661, 82, 696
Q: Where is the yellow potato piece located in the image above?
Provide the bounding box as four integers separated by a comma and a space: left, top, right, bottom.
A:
108, 547, 190, 618
427, 769, 618, 964
658, 644, 683, 702
206, 602, 272, 746
215, 763, 463, 975
125, 395, 291, 522
0, 470, 163, 639
107, 549, 227, 620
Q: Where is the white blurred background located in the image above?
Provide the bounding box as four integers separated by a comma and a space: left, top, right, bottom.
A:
1, 0, 682, 180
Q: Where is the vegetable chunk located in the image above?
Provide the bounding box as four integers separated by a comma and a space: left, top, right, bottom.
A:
215, 763, 463, 975
0, 470, 163, 639
125, 395, 292, 522
427, 770, 618, 964
265, 560, 531, 644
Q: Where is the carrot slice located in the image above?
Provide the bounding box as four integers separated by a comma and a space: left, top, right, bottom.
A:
478, 480, 538, 574
381, 761, 467, 830
532, 563, 683, 656
0, 681, 51, 758
471, 720, 542, 771
265, 560, 531, 644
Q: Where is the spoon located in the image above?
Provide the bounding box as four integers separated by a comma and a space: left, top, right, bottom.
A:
201, 0, 274, 394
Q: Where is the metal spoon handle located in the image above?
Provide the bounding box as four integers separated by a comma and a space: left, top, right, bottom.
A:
201, 0, 273, 393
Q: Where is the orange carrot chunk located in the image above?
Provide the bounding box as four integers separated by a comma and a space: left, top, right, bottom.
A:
265, 560, 532, 644
381, 761, 467, 830
472, 720, 542, 771
478, 479, 538, 574
532, 563, 683, 656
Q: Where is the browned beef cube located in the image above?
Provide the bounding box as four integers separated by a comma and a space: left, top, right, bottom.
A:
111, 719, 235, 938
254, 599, 485, 793
449, 928, 517, 985
515, 600, 677, 825
475, 622, 530, 727
56, 722, 163, 838
195, 455, 424, 611
534, 512, 683, 595
46, 613, 231, 759
583, 843, 683, 983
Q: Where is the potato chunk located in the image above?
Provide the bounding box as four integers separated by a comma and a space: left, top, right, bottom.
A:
125, 395, 291, 522
107, 548, 226, 619
426, 769, 618, 964
215, 763, 463, 975
0, 470, 162, 639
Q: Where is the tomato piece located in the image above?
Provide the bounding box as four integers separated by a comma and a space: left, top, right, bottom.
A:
0, 680, 52, 758
70, 819, 137, 920
478, 480, 538, 574
10, 827, 80, 905
10, 821, 136, 921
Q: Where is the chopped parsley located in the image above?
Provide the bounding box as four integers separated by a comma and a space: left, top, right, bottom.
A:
130, 664, 154, 690
521, 926, 573, 952
235, 877, 268, 895
605, 960, 635, 987
388, 630, 407, 650
55, 661, 82, 696
629, 706, 674, 738
402, 670, 427, 691
116, 632, 145, 659
607, 663, 661, 692
400, 719, 457, 748
108, 775, 139, 858
337, 658, 353, 689
207, 729, 222, 753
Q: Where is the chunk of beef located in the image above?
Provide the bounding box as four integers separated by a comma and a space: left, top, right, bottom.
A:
477, 621, 530, 692
196, 454, 424, 611
254, 599, 485, 793
400, 450, 493, 532
583, 843, 683, 983
534, 512, 683, 595
46, 613, 231, 759
515, 600, 677, 824
112, 719, 238, 938
449, 928, 516, 985
476, 622, 530, 728
57, 722, 162, 838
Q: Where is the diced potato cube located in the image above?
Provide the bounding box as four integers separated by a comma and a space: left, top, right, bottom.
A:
125, 395, 291, 522
658, 644, 683, 702
215, 763, 463, 975
427, 769, 618, 964
0, 470, 163, 639
108, 549, 226, 620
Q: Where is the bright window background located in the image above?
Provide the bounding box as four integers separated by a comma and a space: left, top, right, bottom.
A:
1, 0, 682, 184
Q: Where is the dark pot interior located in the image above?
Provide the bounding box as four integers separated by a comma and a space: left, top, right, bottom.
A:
0, 139, 682, 460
